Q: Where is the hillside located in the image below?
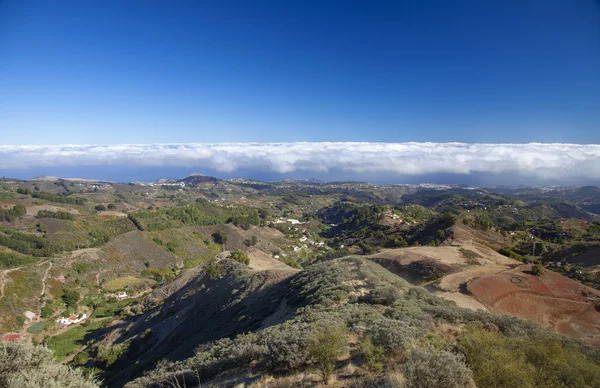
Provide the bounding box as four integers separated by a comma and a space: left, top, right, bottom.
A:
119, 257, 600, 387
3, 179, 600, 386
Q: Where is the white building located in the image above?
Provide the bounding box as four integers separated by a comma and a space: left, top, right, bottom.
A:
56, 313, 87, 326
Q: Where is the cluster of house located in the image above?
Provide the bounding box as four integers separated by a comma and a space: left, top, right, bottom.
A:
56, 313, 87, 326
289, 232, 325, 253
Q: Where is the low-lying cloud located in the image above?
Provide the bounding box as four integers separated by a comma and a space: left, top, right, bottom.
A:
1, 142, 599, 182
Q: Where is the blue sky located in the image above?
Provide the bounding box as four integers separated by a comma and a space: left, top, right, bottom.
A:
1, 0, 599, 145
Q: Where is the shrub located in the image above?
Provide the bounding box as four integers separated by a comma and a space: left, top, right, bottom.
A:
41, 306, 54, 318
458, 325, 600, 388
97, 343, 127, 367
212, 230, 228, 245
366, 318, 421, 357
0, 341, 98, 387
498, 247, 524, 262
229, 249, 250, 265
361, 337, 386, 372
308, 323, 348, 384
402, 348, 473, 388
244, 236, 258, 246
205, 258, 222, 280
532, 262, 544, 276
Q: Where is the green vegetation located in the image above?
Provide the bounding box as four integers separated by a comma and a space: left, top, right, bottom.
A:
204, 258, 222, 280
402, 348, 473, 388
128, 201, 262, 231
36, 210, 76, 220
127, 257, 596, 388
62, 289, 80, 309
229, 249, 250, 265
459, 325, 600, 387
0, 251, 38, 269
27, 190, 87, 205
498, 247, 525, 261
97, 343, 128, 367
460, 248, 483, 265
26, 321, 48, 334
0, 341, 98, 387
0, 205, 26, 222
3, 179, 600, 386
308, 323, 348, 384
532, 261, 544, 276
104, 276, 144, 291
92, 299, 137, 319
361, 337, 385, 372
212, 230, 227, 245
46, 318, 110, 360
141, 267, 174, 282
0, 226, 59, 257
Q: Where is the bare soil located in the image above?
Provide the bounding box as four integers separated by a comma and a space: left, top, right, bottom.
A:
468, 265, 600, 344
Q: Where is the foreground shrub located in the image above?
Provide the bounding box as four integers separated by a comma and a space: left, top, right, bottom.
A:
0, 341, 98, 388
308, 323, 348, 384
361, 337, 386, 372
402, 348, 473, 388
459, 325, 600, 388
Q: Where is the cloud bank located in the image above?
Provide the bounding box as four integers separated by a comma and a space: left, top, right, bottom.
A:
1, 142, 600, 181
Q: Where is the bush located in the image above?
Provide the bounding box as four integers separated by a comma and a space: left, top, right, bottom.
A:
366, 318, 421, 357
244, 236, 258, 246
212, 230, 228, 245
532, 262, 544, 276
229, 249, 250, 265
0, 341, 98, 387
97, 343, 127, 367
205, 258, 222, 280
498, 247, 525, 262
458, 325, 600, 388
41, 306, 55, 318
361, 337, 386, 372
402, 348, 473, 388
308, 323, 348, 384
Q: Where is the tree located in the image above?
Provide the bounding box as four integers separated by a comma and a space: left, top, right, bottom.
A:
95, 204, 106, 211
107, 203, 116, 210
308, 323, 348, 384
41, 306, 54, 319
62, 289, 80, 309
212, 230, 227, 245
230, 249, 250, 265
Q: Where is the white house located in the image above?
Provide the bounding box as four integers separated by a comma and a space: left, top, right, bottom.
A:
56, 313, 87, 326
116, 291, 128, 300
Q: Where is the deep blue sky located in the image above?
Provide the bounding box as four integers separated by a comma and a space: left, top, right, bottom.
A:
1, 0, 599, 145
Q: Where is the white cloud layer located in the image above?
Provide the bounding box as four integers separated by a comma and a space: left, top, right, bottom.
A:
1, 142, 600, 181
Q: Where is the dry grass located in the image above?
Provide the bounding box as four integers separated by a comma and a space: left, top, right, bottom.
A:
103, 276, 144, 292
